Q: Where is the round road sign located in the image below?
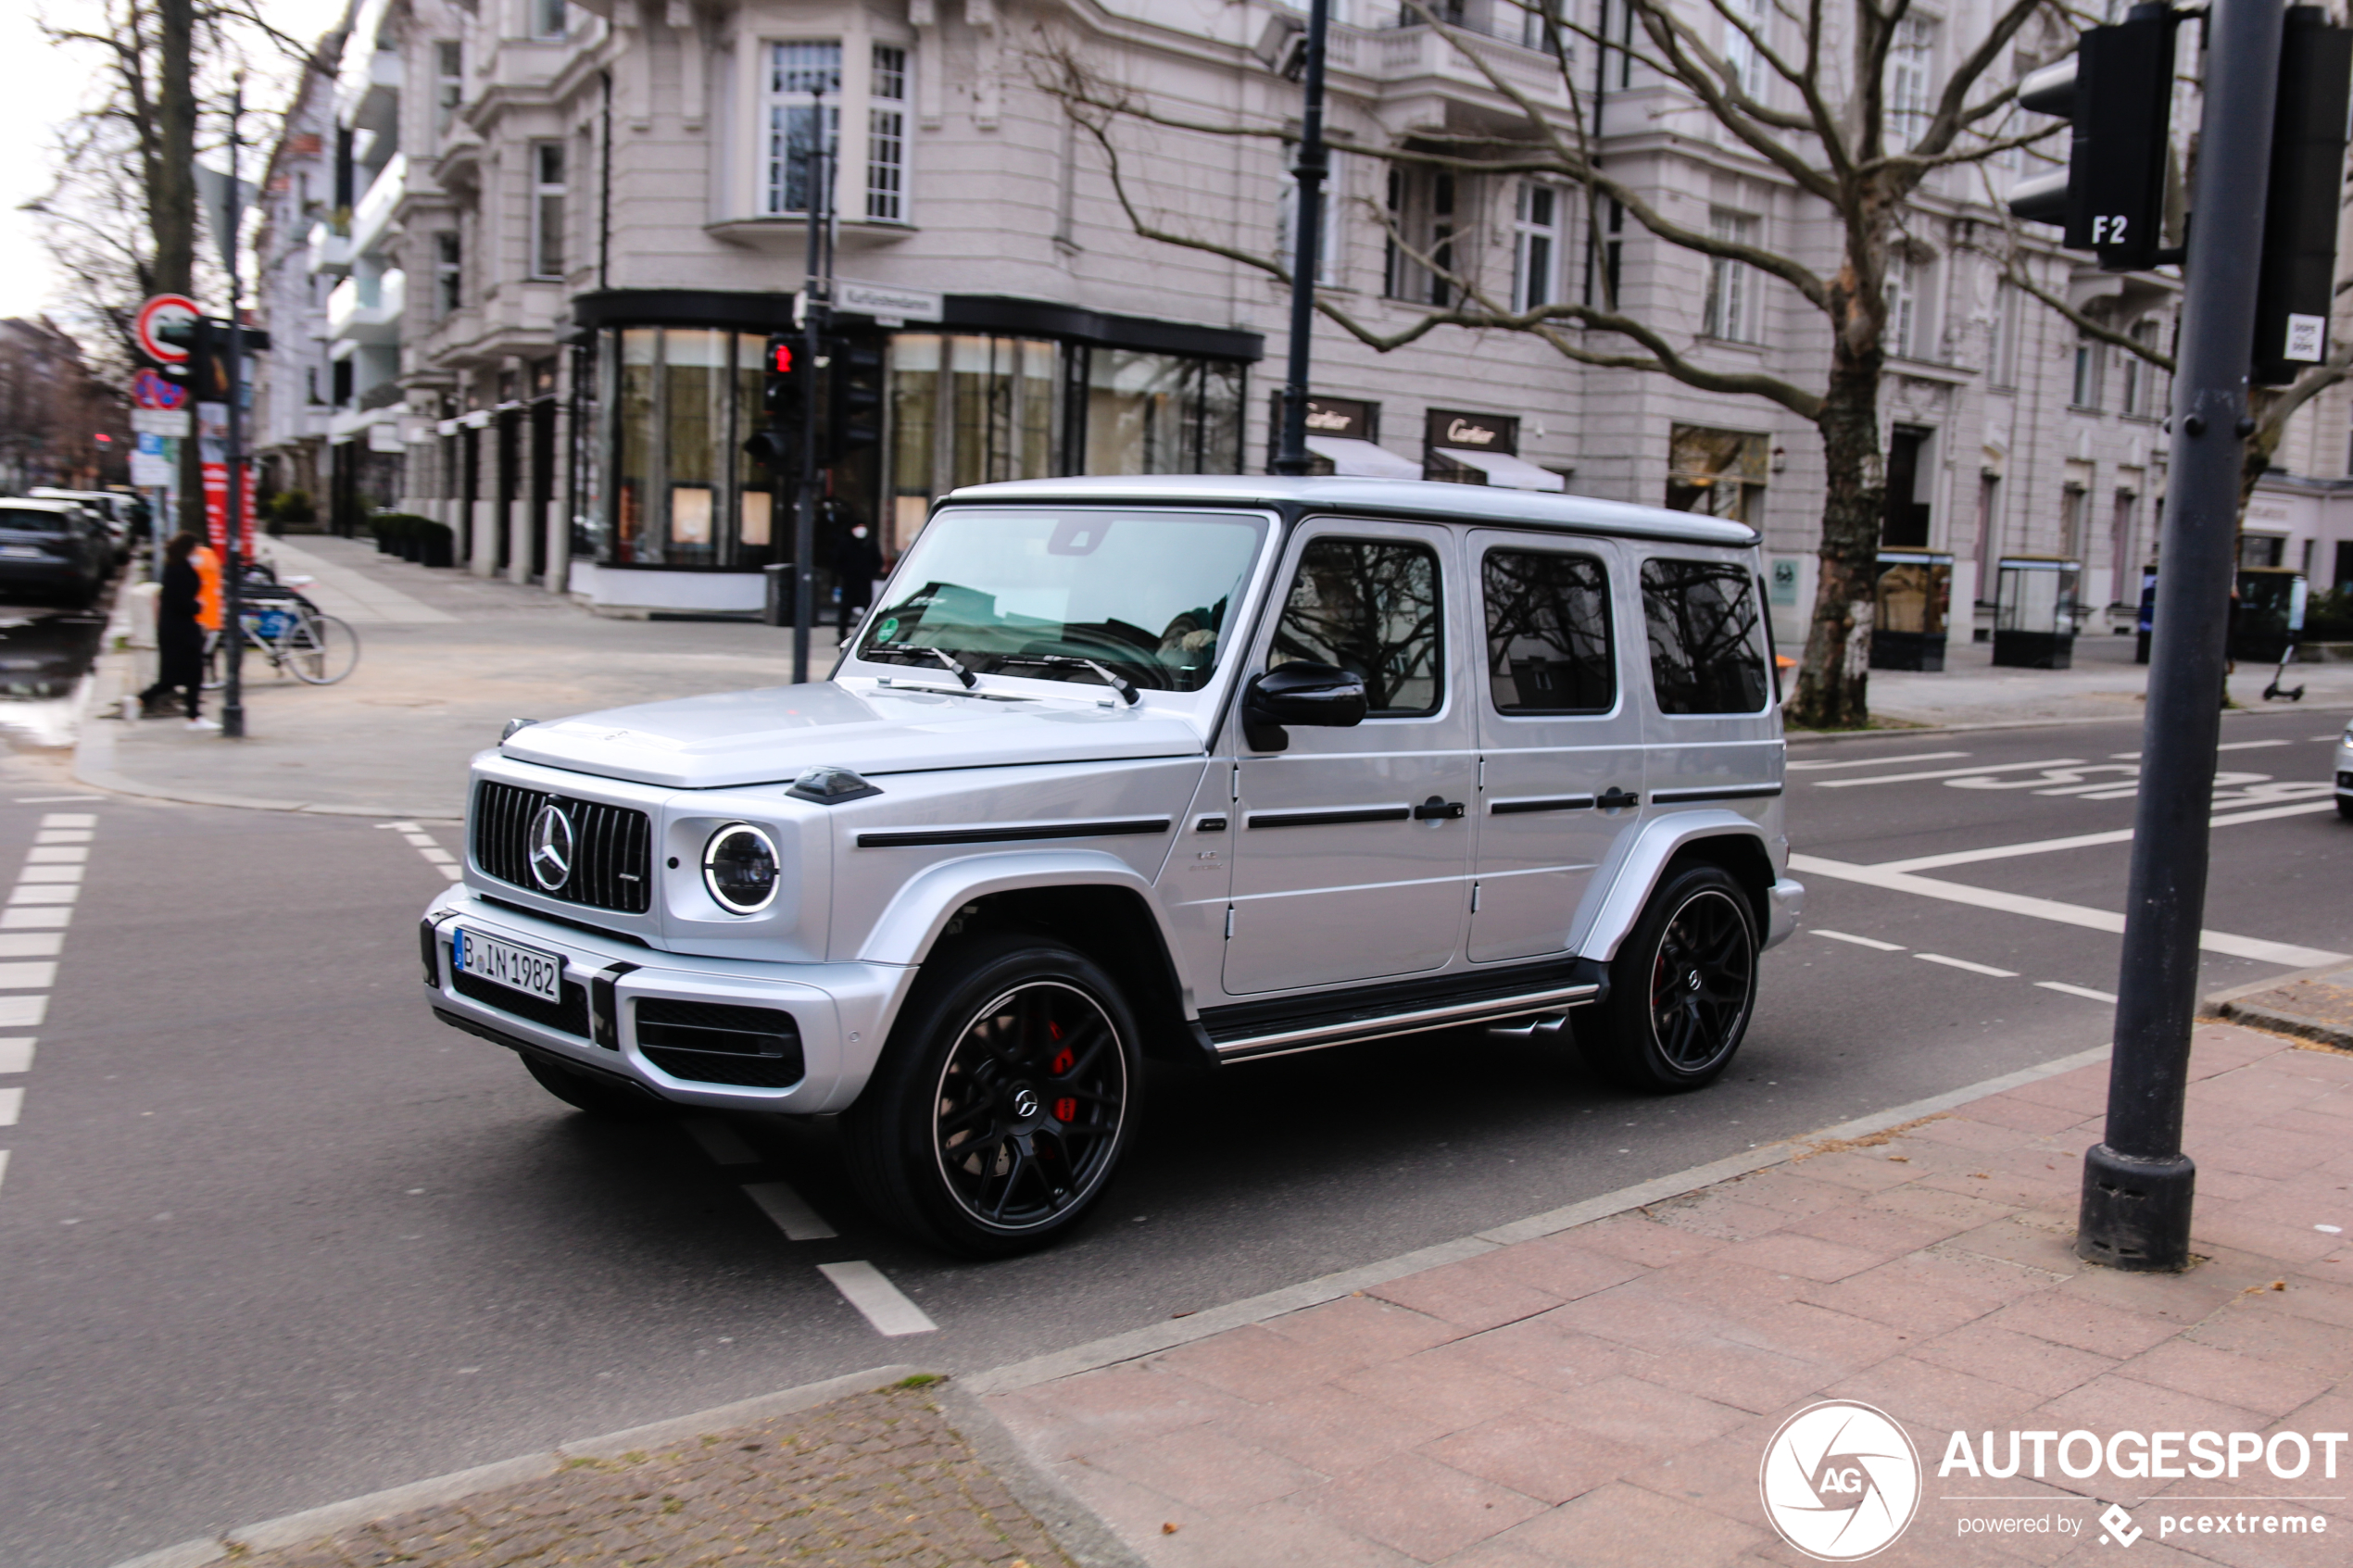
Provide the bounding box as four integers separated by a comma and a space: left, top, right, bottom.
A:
134, 293, 199, 364
130, 369, 188, 410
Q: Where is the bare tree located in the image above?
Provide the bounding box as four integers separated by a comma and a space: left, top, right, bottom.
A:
1043, 0, 2076, 726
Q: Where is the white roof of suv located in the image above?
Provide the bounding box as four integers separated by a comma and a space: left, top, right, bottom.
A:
941, 474, 1760, 547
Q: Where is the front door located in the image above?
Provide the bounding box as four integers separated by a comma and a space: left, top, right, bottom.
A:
1223, 521, 1475, 996
1467, 533, 1648, 962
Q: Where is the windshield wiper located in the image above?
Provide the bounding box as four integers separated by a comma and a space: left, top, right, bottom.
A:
999, 654, 1139, 706
925, 647, 978, 689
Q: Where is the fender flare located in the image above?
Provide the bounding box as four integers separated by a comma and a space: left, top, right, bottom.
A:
1570, 810, 1775, 963
853, 847, 1187, 972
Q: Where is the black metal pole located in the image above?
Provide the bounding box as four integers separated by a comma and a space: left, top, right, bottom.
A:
2079, 0, 2284, 1272
221, 76, 247, 739
791, 85, 825, 684
1269, 0, 1329, 477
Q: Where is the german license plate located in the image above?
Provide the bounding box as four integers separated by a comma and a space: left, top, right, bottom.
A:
451, 926, 563, 1003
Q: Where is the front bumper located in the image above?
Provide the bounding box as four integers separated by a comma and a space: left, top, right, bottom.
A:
421, 888, 912, 1114
1765, 876, 1805, 949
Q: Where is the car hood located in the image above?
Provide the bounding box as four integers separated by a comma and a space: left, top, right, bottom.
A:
497, 680, 1210, 788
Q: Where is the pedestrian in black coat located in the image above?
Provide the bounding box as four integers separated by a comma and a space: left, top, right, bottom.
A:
140, 533, 210, 727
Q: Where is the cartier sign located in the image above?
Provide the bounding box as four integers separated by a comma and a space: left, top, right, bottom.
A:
1425, 408, 1518, 456
1269, 394, 1376, 441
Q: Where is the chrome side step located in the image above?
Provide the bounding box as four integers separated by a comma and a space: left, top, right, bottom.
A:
1210, 981, 1602, 1063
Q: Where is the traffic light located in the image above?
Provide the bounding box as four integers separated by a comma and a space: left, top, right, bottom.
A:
152, 316, 271, 401
742, 332, 806, 473
2008, 4, 2180, 272
824, 333, 884, 463
2251, 6, 2352, 384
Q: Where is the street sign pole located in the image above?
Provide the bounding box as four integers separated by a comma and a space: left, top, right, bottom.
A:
2080, 0, 2286, 1272
220, 78, 248, 739
1269, 0, 1329, 478
791, 84, 827, 684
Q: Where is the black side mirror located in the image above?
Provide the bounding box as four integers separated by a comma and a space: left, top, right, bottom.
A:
1242, 661, 1368, 752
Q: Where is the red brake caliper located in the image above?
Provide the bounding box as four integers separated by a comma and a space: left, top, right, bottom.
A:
1049, 1027, 1077, 1123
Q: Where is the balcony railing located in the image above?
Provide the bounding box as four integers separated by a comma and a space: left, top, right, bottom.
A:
349, 153, 406, 260
307, 220, 353, 278
327, 268, 404, 345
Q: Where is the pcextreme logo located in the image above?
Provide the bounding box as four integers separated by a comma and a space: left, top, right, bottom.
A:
1759, 1401, 1923, 1561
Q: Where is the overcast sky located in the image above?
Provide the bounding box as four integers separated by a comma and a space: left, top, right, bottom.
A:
0, 0, 351, 337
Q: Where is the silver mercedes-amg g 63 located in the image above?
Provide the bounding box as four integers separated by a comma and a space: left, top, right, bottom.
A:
420, 476, 1802, 1255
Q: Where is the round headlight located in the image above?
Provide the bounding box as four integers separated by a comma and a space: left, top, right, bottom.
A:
701, 823, 781, 913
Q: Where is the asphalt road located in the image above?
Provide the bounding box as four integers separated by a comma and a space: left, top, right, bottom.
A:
3, 701, 2349, 1567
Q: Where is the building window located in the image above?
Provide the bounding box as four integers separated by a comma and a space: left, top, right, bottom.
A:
1884, 257, 1917, 359
1990, 278, 2021, 386
1704, 209, 1759, 342
1512, 182, 1558, 312
2062, 483, 2089, 559
765, 42, 843, 217
1384, 167, 1457, 307
1277, 153, 1340, 286
434, 42, 463, 140
529, 143, 566, 279
1723, 0, 1768, 98
2110, 489, 2138, 595
2121, 319, 2159, 415
434, 231, 462, 318
867, 44, 909, 222
1886, 16, 1937, 153
1666, 425, 1769, 527
1602, 198, 1624, 308
529, 0, 567, 41
2071, 338, 2103, 408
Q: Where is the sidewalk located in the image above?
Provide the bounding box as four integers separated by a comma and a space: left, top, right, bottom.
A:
1865, 633, 2353, 728
78, 536, 806, 819
131, 1022, 2353, 1568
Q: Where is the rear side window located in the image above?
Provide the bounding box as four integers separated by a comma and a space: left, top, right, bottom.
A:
1482, 549, 1613, 714
0, 509, 68, 536
1642, 558, 1769, 714
1269, 537, 1443, 715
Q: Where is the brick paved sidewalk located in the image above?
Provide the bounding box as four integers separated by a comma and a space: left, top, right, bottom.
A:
985, 1022, 2353, 1567
226, 1382, 1079, 1568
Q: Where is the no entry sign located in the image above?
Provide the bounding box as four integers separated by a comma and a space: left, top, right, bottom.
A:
134, 293, 198, 364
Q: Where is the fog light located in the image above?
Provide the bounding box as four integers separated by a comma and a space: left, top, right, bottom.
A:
701, 823, 780, 913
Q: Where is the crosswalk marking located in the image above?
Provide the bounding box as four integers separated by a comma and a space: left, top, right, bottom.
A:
818, 1261, 937, 1336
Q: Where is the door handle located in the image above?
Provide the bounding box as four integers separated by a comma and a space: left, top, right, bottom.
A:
1413, 796, 1466, 821
1597, 786, 1642, 810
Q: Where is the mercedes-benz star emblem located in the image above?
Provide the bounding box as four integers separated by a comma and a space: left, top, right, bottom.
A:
1013, 1087, 1041, 1121
528, 802, 575, 891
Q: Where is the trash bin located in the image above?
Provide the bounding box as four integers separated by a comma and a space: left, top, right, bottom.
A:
763, 562, 790, 627
1870, 551, 1953, 671
1991, 557, 2082, 669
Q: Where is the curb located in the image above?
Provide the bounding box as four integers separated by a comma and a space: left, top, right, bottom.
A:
2202, 960, 2353, 1051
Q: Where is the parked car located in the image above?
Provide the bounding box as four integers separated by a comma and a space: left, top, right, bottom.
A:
419, 477, 1803, 1255
0, 498, 110, 606
28, 487, 132, 564
2335, 718, 2351, 820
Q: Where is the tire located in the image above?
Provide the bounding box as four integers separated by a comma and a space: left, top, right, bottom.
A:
521, 1053, 662, 1120
2338, 796, 2353, 822
845, 933, 1141, 1258
1582, 864, 1759, 1093
287, 612, 359, 684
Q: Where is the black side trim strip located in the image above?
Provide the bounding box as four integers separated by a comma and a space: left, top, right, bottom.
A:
1246, 806, 1412, 829
1491, 796, 1598, 816
1200, 955, 1606, 1045
1649, 784, 1784, 803
856, 818, 1171, 848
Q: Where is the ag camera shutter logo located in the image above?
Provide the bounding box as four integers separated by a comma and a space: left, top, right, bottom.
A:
1759, 1400, 1922, 1561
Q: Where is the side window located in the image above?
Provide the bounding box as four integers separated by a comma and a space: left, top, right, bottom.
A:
1269, 537, 1443, 716
1641, 558, 1770, 714
1482, 549, 1613, 714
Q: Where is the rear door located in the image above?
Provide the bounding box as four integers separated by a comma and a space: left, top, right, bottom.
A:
1467, 533, 1648, 963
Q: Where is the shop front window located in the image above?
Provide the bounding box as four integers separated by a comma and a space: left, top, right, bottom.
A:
1666, 424, 1769, 527
614, 328, 657, 563
663, 329, 731, 563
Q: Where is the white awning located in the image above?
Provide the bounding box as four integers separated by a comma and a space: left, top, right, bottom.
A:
1305, 435, 1423, 481
1433, 447, 1567, 492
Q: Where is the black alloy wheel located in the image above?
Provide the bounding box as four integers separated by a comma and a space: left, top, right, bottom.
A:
847, 935, 1139, 1257
1584, 864, 1758, 1092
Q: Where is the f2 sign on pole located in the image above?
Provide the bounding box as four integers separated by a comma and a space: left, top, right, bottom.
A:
2011, 1, 2351, 1272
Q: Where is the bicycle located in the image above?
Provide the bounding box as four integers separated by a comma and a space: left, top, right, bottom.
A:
202, 582, 360, 688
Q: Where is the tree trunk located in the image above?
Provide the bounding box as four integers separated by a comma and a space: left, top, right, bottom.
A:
1791, 348, 1886, 728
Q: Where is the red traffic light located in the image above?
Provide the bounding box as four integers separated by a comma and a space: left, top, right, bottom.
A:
768, 342, 794, 375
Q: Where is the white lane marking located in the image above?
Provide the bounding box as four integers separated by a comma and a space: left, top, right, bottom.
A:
0, 1085, 19, 1125
17, 866, 83, 884
8, 886, 78, 906
0, 935, 62, 958
1788, 750, 1969, 772
1917, 952, 2021, 978
381, 821, 466, 883
0, 1038, 31, 1073
1946, 764, 2139, 793
13, 796, 103, 804
0, 997, 48, 1028
0, 963, 57, 990
743, 1180, 838, 1240
1788, 854, 2349, 968
419, 847, 457, 865
2038, 981, 2119, 1003
818, 1260, 937, 1336
1, 908, 70, 928
1813, 929, 1906, 951
685, 1118, 761, 1166
1875, 798, 2342, 872
33, 831, 90, 845
40, 814, 95, 828
25, 847, 87, 864
0, 1148, 10, 1191
1814, 759, 2088, 789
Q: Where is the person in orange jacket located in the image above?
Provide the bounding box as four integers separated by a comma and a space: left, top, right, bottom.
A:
192, 537, 223, 632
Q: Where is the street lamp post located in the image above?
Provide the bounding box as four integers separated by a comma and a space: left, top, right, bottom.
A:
792, 84, 830, 685
1268, 0, 1331, 478
220, 76, 248, 740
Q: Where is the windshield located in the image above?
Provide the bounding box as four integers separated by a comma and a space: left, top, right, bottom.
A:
0, 509, 69, 536
856, 508, 1267, 694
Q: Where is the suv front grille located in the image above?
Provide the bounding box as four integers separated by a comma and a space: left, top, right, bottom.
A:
473, 781, 653, 915
635, 998, 804, 1088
